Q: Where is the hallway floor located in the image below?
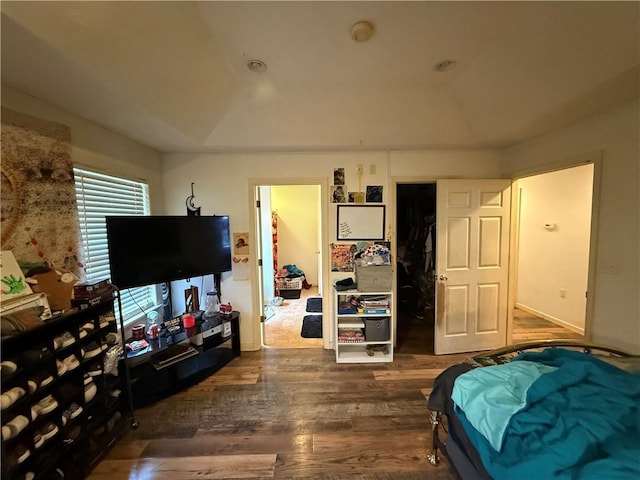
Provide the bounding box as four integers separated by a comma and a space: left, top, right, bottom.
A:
395, 306, 583, 355
263, 286, 323, 349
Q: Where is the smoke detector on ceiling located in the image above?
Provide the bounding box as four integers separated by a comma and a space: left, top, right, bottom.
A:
351, 21, 375, 43
247, 59, 267, 73
434, 59, 457, 72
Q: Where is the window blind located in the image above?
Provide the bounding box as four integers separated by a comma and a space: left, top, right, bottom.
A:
74, 167, 156, 323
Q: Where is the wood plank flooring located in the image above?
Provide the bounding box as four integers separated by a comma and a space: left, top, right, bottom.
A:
89, 310, 581, 480
89, 348, 469, 480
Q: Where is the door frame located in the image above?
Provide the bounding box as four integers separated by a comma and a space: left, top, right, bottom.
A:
248, 177, 330, 350
506, 150, 602, 344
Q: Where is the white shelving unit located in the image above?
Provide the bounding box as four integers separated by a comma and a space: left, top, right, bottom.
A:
334, 288, 394, 363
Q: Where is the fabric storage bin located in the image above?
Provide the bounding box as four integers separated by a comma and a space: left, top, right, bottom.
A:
364, 317, 390, 341
355, 264, 392, 292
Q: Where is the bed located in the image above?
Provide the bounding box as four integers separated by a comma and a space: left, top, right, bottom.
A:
427, 340, 640, 480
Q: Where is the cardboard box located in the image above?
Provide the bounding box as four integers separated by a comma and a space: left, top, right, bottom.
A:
355, 264, 392, 292
364, 317, 390, 341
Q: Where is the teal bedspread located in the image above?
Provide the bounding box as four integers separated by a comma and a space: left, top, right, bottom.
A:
454, 348, 640, 480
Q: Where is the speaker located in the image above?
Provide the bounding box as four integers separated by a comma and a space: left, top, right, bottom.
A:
161, 282, 172, 320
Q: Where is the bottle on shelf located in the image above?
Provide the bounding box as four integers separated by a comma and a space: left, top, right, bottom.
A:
204, 290, 220, 318
146, 310, 159, 339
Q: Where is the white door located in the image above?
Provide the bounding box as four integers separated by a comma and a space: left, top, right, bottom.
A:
255, 186, 273, 344
435, 179, 511, 354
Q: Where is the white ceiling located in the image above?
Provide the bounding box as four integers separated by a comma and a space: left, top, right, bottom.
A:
2, 1, 638, 153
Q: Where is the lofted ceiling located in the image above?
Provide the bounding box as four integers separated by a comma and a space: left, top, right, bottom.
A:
1, 1, 638, 153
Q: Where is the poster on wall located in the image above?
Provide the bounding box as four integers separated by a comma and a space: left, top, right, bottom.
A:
348, 192, 365, 203
232, 255, 249, 280
1, 108, 84, 278
233, 232, 249, 255
333, 168, 345, 185
331, 243, 356, 272
331, 186, 347, 203
366, 185, 383, 203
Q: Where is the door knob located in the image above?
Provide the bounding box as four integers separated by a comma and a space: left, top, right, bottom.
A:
439, 274, 448, 281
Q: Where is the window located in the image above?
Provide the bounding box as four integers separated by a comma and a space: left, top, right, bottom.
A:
74, 167, 156, 324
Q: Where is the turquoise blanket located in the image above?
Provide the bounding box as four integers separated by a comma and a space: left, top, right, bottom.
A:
452, 360, 557, 451
455, 348, 640, 480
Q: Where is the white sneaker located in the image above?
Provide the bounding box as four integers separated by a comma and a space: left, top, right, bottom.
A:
35, 395, 58, 415
54, 331, 75, 350
56, 360, 67, 377
84, 381, 97, 403
62, 354, 80, 371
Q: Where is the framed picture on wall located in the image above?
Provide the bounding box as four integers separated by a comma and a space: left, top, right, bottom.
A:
337, 205, 385, 240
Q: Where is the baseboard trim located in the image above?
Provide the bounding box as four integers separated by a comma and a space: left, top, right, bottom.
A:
515, 303, 585, 335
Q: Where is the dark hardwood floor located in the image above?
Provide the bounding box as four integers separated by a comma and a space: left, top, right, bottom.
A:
89, 309, 580, 479
90, 348, 469, 480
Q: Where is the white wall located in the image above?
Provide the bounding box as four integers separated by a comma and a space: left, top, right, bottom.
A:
389, 150, 503, 178
161, 150, 502, 350
271, 185, 320, 285
516, 165, 593, 332
503, 100, 640, 354
161, 151, 388, 350
1, 86, 165, 213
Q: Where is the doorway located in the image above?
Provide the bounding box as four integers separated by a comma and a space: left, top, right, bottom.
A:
255, 184, 324, 349
510, 164, 593, 344
395, 183, 436, 354
393, 174, 589, 355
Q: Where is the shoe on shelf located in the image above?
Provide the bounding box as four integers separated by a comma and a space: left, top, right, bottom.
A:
84, 381, 97, 403
79, 322, 95, 338
14, 443, 31, 464
63, 424, 81, 445
6, 414, 29, 438
32, 372, 55, 388
61, 403, 83, 425
62, 354, 80, 371
39, 421, 59, 441
86, 362, 103, 377
33, 431, 45, 449
1, 386, 26, 410
27, 379, 38, 394
83, 342, 105, 359
56, 360, 67, 377
99, 313, 115, 329
54, 331, 75, 350
105, 332, 119, 346
0, 360, 18, 379
35, 394, 58, 416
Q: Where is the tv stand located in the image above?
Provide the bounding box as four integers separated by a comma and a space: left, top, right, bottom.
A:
123, 312, 240, 407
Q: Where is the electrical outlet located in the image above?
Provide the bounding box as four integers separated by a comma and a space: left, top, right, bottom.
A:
559, 288, 567, 298
355, 164, 363, 175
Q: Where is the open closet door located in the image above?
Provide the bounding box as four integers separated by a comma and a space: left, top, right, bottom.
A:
435, 179, 511, 354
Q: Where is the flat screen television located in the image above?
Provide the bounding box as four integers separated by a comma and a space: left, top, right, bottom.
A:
105, 215, 232, 289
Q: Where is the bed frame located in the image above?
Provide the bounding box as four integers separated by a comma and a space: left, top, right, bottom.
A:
427, 339, 638, 471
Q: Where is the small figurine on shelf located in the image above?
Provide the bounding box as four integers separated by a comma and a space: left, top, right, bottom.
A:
219, 302, 232, 317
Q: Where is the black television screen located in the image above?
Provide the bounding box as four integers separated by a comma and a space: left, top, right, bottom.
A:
105, 215, 232, 289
